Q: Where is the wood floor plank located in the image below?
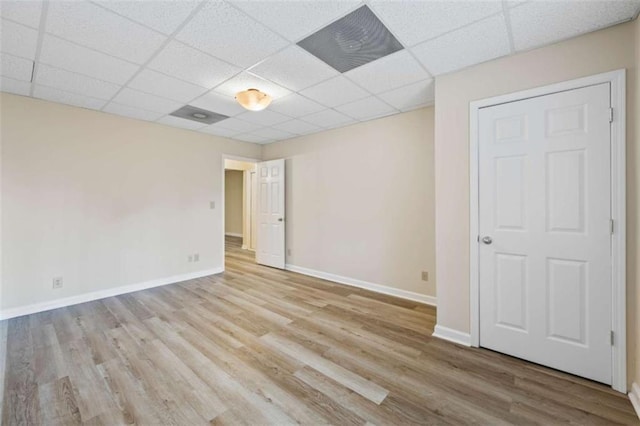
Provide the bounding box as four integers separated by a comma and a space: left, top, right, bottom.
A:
38, 376, 82, 426
261, 332, 389, 405
145, 327, 296, 425
177, 326, 329, 425
2, 235, 637, 425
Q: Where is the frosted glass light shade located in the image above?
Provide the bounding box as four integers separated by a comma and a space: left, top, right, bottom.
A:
235, 88, 272, 111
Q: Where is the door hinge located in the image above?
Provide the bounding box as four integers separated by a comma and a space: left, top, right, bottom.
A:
608, 108, 614, 123
610, 330, 615, 346
610, 219, 614, 235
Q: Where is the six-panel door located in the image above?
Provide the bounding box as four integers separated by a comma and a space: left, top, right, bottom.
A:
256, 159, 285, 269
478, 83, 612, 384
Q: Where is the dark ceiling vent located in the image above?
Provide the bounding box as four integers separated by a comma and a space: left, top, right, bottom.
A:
297, 5, 404, 73
169, 105, 229, 124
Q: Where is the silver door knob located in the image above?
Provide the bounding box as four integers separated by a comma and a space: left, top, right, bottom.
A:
482, 236, 493, 245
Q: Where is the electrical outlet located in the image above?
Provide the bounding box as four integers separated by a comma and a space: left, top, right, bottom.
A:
53, 277, 63, 289
188, 255, 193, 262
210, 201, 215, 209
194, 253, 200, 262
287, 249, 292, 256
421, 271, 429, 282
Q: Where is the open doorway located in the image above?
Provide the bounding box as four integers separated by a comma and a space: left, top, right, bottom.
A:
223, 157, 258, 265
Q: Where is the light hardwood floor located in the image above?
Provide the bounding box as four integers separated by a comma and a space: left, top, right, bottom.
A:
2, 236, 638, 425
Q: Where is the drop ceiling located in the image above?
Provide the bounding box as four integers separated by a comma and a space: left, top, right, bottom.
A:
1, 0, 639, 145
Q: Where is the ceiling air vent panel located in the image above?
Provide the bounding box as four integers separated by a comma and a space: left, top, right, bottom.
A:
169, 105, 229, 124
297, 5, 403, 73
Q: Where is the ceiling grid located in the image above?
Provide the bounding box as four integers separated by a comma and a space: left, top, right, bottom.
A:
1, 0, 638, 144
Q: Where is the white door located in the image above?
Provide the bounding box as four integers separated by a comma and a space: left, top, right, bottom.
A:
256, 159, 285, 269
478, 83, 612, 384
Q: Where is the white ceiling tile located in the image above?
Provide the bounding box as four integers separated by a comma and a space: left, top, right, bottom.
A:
1, 76, 31, 95
148, 40, 240, 89
299, 76, 369, 107
323, 119, 357, 130
252, 127, 295, 140
111, 87, 182, 114
36, 64, 121, 100
505, 0, 528, 7
369, 0, 502, 47
301, 109, 353, 128
39, 35, 139, 85
269, 93, 325, 118
190, 90, 245, 117
233, 132, 272, 144
378, 79, 434, 111
157, 115, 207, 130
0, 0, 42, 28
128, 69, 208, 103
46, 1, 166, 64
0, 52, 32, 81
175, 1, 288, 68
249, 45, 338, 91
335, 96, 397, 121
345, 49, 430, 94
211, 117, 262, 133
230, 0, 359, 42
510, 1, 640, 51
33, 84, 106, 110
235, 109, 292, 126
411, 14, 511, 76
93, 0, 200, 35
214, 71, 291, 100
103, 102, 164, 122
0, 18, 38, 59
272, 119, 321, 135
199, 125, 240, 138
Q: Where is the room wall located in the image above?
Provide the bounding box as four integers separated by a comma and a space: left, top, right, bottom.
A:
0, 93, 261, 315
434, 20, 638, 388
224, 170, 244, 236
262, 107, 436, 300
635, 17, 640, 390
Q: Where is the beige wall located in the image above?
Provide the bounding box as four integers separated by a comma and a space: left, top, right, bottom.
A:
635, 17, 640, 388
262, 107, 436, 298
434, 21, 638, 388
0, 93, 261, 313
224, 169, 244, 236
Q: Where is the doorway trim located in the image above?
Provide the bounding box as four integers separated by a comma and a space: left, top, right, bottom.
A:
468, 69, 626, 392
221, 154, 259, 271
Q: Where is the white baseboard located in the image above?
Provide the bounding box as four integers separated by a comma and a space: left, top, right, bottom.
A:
0, 321, 7, 423
630, 382, 640, 420
225, 232, 243, 238
284, 264, 436, 306
433, 324, 472, 346
0, 268, 223, 320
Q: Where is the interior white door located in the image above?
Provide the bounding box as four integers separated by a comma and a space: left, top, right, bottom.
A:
478, 83, 612, 384
256, 159, 285, 269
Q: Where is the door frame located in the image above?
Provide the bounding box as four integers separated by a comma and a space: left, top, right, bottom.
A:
468, 69, 626, 392
244, 169, 258, 251
221, 154, 259, 270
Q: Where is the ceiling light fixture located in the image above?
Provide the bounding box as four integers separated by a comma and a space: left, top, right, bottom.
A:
235, 88, 272, 111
